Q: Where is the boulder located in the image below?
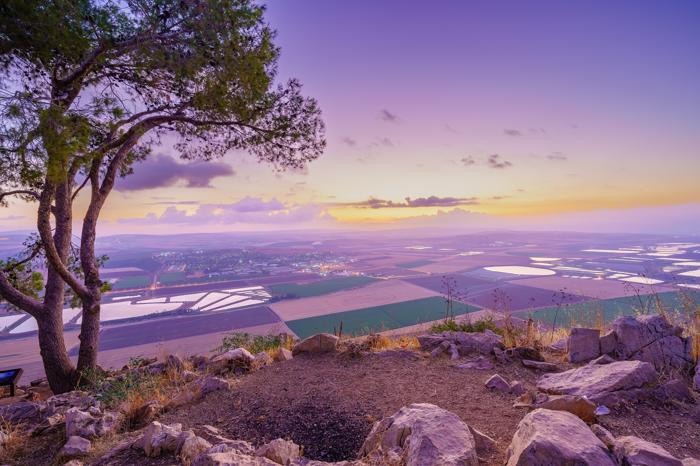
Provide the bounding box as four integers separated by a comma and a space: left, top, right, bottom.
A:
591, 424, 616, 449
456, 356, 494, 370
45, 391, 99, 416
360, 403, 478, 466
656, 379, 694, 403
198, 376, 231, 396
535, 395, 597, 423
590, 354, 616, 365
509, 381, 525, 396
521, 359, 558, 372
599, 330, 617, 355
468, 426, 497, 456
192, 450, 279, 465
485, 374, 511, 393
549, 337, 568, 353
255, 438, 301, 465
275, 348, 294, 362
536, 360, 658, 404
505, 409, 616, 465
60, 436, 92, 458
65, 407, 119, 439
253, 352, 273, 370
418, 330, 503, 356
430, 340, 451, 358
613, 436, 683, 466
611, 315, 693, 371
568, 328, 601, 363
179, 432, 212, 466
211, 348, 255, 373
0, 401, 41, 421
140, 421, 183, 457
293, 333, 339, 355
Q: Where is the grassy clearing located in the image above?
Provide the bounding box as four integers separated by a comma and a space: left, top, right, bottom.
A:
269, 276, 378, 299
286, 296, 480, 339
0, 417, 28, 463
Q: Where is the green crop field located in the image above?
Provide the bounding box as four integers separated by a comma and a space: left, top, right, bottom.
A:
396, 259, 433, 268
157, 271, 188, 285
269, 276, 378, 298
514, 290, 699, 328
112, 274, 152, 290
286, 296, 480, 339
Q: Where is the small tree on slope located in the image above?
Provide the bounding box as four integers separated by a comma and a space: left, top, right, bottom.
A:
0, 0, 325, 393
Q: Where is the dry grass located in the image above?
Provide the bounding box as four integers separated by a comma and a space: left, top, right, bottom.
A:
0, 417, 29, 463
364, 334, 420, 351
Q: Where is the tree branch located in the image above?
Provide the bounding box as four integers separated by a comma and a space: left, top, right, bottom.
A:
0, 190, 40, 203
0, 271, 44, 317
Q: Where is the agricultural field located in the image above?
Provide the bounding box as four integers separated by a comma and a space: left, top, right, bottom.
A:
465, 283, 589, 312
268, 275, 378, 298
157, 271, 188, 285
514, 290, 700, 328
411, 253, 531, 274
510, 276, 675, 299
286, 296, 480, 339
269, 279, 440, 321
111, 274, 152, 290
396, 259, 433, 268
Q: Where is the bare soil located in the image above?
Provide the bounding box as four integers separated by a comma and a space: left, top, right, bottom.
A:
8, 350, 700, 465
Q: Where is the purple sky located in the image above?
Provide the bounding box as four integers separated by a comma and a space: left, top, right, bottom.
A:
2, 0, 699, 234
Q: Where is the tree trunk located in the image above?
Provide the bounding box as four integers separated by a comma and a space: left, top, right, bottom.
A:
40, 180, 78, 393
76, 298, 100, 373
36, 306, 77, 393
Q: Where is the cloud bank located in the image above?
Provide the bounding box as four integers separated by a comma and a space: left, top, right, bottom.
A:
116, 154, 234, 191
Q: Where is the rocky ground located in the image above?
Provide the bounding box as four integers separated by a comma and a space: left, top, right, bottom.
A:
0, 314, 699, 465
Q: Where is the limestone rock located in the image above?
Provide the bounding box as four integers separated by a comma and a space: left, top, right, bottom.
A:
253, 352, 273, 370
468, 426, 497, 456
45, 390, 99, 416
599, 330, 616, 355
198, 376, 231, 396
613, 436, 683, 466
211, 348, 255, 373
682, 458, 700, 466
535, 395, 597, 423
179, 432, 212, 466
656, 379, 694, 403
275, 348, 294, 362
590, 354, 616, 365
60, 436, 92, 458
293, 333, 339, 355
255, 438, 301, 465
611, 315, 693, 371
360, 403, 478, 466
418, 330, 504, 356
521, 359, 558, 372
65, 407, 119, 439
591, 424, 616, 449
485, 374, 511, 393
509, 381, 525, 396
193, 450, 279, 466
549, 337, 568, 353
0, 401, 40, 421
456, 356, 494, 370
536, 360, 658, 403
568, 328, 601, 363
506, 346, 543, 362
505, 409, 616, 466
430, 340, 451, 358
140, 421, 183, 457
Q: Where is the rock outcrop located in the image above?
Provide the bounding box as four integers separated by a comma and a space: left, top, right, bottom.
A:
568, 328, 601, 363
505, 409, 616, 465
360, 403, 479, 466
614, 435, 684, 466
418, 330, 504, 357
536, 360, 658, 405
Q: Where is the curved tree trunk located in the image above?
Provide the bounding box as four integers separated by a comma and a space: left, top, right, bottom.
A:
76, 299, 100, 373
36, 305, 77, 393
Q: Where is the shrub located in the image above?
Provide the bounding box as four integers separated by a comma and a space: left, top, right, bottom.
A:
216, 332, 292, 355
430, 317, 502, 335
